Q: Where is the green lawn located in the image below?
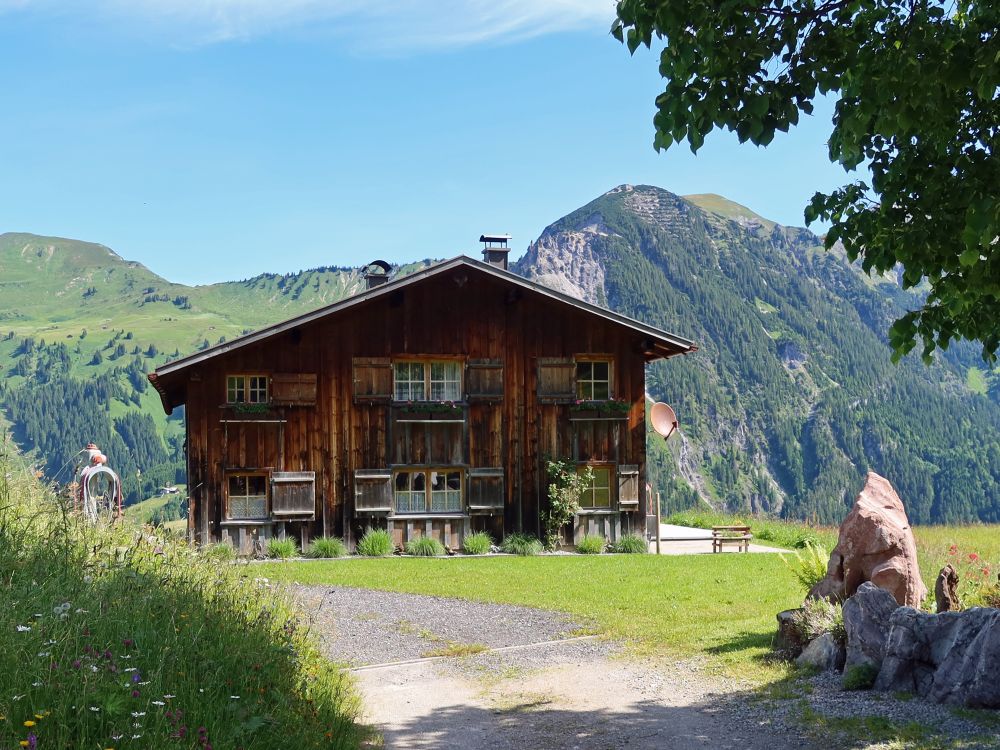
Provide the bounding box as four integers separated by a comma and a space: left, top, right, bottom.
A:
259, 553, 804, 683
258, 518, 1000, 688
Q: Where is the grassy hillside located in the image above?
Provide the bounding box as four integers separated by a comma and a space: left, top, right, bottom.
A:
0, 232, 364, 353
123, 487, 187, 533
0, 232, 432, 503
683, 193, 778, 231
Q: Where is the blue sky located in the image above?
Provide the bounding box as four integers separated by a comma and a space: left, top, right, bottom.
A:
0, 1, 847, 285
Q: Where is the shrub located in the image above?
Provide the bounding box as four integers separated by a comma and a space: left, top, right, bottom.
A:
405, 536, 447, 557
843, 663, 879, 691
267, 537, 298, 559
307, 536, 348, 558
203, 541, 236, 562
780, 541, 829, 592
542, 459, 592, 550
462, 531, 493, 555
356, 528, 394, 557
792, 597, 845, 645
500, 533, 543, 556
610, 533, 648, 554
576, 534, 606, 554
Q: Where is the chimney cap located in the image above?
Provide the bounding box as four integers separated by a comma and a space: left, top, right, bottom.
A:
480, 234, 511, 244
364, 259, 392, 275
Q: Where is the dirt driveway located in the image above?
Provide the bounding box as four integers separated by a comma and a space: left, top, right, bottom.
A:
292, 585, 818, 750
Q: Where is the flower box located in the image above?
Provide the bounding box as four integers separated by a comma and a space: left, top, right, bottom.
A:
568, 399, 630, 420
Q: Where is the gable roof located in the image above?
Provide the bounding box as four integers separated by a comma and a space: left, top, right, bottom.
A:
148, 255, 696, 412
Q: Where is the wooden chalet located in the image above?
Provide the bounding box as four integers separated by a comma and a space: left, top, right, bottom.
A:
148, 241, 696, 552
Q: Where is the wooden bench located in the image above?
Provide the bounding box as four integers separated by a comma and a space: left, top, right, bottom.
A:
711, 525, 752, 553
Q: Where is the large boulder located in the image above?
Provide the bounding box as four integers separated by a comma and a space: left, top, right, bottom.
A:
808, 472, 927, 607
843, 582, 900, 672
795, 632, 845, 672
875, 606, 1000, 707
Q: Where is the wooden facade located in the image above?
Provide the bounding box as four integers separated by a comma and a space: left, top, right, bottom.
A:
149, 256, 695, 552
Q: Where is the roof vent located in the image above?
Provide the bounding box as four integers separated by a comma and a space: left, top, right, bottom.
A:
363, 260, 392, 290
480, 234, 511, 270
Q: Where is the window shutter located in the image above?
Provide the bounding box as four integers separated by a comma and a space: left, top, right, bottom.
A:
271, 471, 316, 517
537, 358, 576, 403
466, 359, 503, 401
618, 465, 640, 507
468, 468, 504, 511
354, 469, 392, 512
271, 373, 317, 405
352, 358, 392, 403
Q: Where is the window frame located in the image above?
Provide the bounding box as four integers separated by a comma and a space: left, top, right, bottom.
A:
575, 357, 614, 401
576, 463, 614, 510
392, 358, 463, 403
392, 467, 464, 515
225, 374, 270, 405
224, 471, 270, 520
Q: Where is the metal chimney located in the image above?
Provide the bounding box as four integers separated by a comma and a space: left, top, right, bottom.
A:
363, 260, 392, 290
480, 234, 512, 270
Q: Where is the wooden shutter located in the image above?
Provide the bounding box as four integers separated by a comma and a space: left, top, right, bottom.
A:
271, 471, 316, 517
271, 373, 317, 405
468, 468, 504, 511
618, 465, 639, 508
353, 358, 392, 403
354, 469, 392, 512
537, 358, 576, 403
466, 360, 504, 401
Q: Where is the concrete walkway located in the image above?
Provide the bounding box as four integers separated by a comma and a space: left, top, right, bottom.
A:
649, 524, 786, 555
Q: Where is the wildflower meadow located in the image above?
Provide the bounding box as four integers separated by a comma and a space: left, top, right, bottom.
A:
0, 439, 362, 749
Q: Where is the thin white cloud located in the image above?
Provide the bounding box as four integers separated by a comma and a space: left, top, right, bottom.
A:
3, 0, 616, 51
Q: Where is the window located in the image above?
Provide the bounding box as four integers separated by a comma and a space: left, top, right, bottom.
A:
430, 362, 461, 401
393, 360, 462, 402
227, 375, 269, 404
578, 466, 612, 509
394, 362, 425, 401
227, 474, 268, 519
394, 469, 463, 513
576, 360, 611, 400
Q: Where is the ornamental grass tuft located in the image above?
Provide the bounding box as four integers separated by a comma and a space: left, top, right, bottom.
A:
356, 528, 394, 557
404, 536, 446, 557
266, 537, 298, 559
202, 541, 236, 562
610, 533, 647, 554
462, 531, 493, 555
307, 536, 348, 558
576, 534, 606, 554
780, 541, 829, 593
500, 533, 543, 556
0, 435, 362, 750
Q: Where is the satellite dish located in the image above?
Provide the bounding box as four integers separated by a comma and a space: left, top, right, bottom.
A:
650, 402, 678, 440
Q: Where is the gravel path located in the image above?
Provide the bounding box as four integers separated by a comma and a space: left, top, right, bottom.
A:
290, 585, 999, 750
292, 585, 596, 666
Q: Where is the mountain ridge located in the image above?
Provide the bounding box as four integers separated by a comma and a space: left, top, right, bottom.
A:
516, 184, 1000, 523
3, 186, 999, 523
